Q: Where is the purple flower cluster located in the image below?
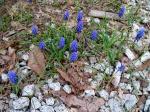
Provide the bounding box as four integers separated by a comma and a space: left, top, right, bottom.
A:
31, 25, 38, 36
76, 20, 83, 33
58, 37, 65, 49
70, 40, 78, 62
91, 30, 98, 40
63, 10, 69, 21
135, 27, 145, 42
39, 41, 46, 50
118, 5, 126, 18
8, 70, 18, 84
77, 10, 83, 22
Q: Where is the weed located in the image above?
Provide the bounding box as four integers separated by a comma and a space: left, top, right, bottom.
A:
0, 15, 11, 32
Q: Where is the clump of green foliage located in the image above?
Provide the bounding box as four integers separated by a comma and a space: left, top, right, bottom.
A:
0, 15, 11, 32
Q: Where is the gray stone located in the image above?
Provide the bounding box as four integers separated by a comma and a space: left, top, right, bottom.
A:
31, 97, 41, 109
22, 54, 29, 61
105, 66, 113, 75
1, 73, 8, 82
94, 18, 100, 23
119, 83, 132, 92
108, 98, 123, 112
109, 91, 117, 98
31, 110, 40, 112
84, 89, 95, 97
140, 51, 150, 62
54, 104, 69, 112
144, 98, 150, 112
99, 105, 110, 112
46, 97, 55, 106
19, 61, 27, 66
98, 89, 109, 100
10, 93, 18, 100
12, 97, 30, 110
48, 82, 61, 91
22, 84, 35, 96
89, 57, 97, 64
122, 94, 137, 111
40, 105, 54, 112
63, 84, 71, 94
124, 47, 136, 60
84, 66, 93, 73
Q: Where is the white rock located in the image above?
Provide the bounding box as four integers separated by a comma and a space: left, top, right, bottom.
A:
99, 105, 110, 112
125, 47, 136, 60
90, 80, 99, 89
140, 51, 150, 62
119, 83, 132, 92
31, 110, 40, 112
108, 98, 124, 112
94, 73, 104, 82
144, 98, 150, 112
12, 97, 30, 110
42, 84, 49, 95
84, 66, 93, 73
109, 91, 117, 98
22, 84, 35, 96
122, 94, 137, 111
132, 60, 142, 67
1, 73, 8, 82
46, 97, 55, 106
94, 18, 100, 23
98, 89, 109, 100
48, 82, 61, 91
22, 54, 29, 61
89, 57, 97, 64
9, 109, 24, 112
123, 73, 130, 79
63, 84, 71, 94
31, 97, 41, 109
54, 104, 69, 112
10, 93, 18, 100
84, 89, 95, 97
93, 63, 105, 71
19, 61, 27, 66
132, 80, 140, 90
112, 74, 121, 88
105, 66, 113, 75
40, 105, 54, 112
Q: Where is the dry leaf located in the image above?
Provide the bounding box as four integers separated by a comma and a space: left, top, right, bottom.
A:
51, 90, 105, 112
57, 61, 91, 93
28, 46, 46, 75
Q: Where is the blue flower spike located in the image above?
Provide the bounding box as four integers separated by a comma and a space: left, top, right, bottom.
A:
63, 10, 70, 21
117, 63, 125, 72
91, 30, 98, 40
76, 20, 83, 33
31, 24, 38, 36
70, 40, 78, 52
39, 41, 46, 50
58, 37, 65, 49
27, 0, 32, 3
8, 70, 18, 84
77, 10, 83, 22
118, 5, 126, 18
135, 27, 145, 42
70, 52, 78, 62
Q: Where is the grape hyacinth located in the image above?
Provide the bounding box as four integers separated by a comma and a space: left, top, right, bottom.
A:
118, 5, 126, 18
91, 30, 98, 40
77, 10, 83, 22
58, 37, 65, 49
70, 40, 78, 52
135, 27, 145, 42
70, 52, 78, 62
27, 0, 32, 2
76, 20, 83, 33
39, 41, 46, 50
31, 24, 38, 36
63, 10, 69, 21
117, 63, 125, 72
8, 70, 18, 84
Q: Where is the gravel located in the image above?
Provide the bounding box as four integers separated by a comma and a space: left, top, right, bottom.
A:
40, 105, 54, 112
12, 97, 30, 110
22, 84, 35, 96
31, 97, 41, 109
98, 89, 109, 100
48, 81, 61, 91
45, 97, 55, 106
63, 84, 72, 94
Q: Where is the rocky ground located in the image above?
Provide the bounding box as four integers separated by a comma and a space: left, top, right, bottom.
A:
0, 0, 150, 112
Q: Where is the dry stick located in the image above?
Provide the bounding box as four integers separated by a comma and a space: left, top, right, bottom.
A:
88, 10, 124, 20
